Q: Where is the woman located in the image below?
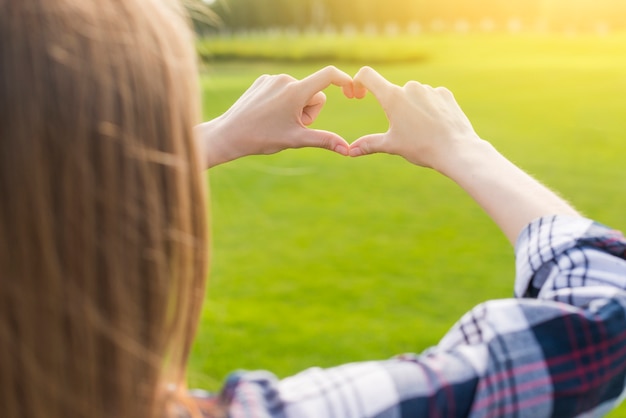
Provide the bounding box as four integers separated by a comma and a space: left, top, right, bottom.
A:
2, 1, 626, 418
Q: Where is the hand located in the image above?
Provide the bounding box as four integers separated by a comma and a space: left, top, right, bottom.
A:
196, 66, 355, 168
349, 66, 481, 171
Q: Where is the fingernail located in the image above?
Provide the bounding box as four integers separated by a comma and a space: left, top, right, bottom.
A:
334, 145, 349, 156
349, 147, 363, 157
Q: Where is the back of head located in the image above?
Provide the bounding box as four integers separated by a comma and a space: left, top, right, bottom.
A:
0, 1, 208, 417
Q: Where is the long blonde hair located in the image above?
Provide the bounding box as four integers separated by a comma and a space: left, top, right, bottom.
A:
0, 0, 210, 417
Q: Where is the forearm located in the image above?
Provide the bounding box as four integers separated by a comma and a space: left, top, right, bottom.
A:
434, 139, 581, 245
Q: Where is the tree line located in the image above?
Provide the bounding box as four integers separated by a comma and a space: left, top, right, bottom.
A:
204, 0, 626, 32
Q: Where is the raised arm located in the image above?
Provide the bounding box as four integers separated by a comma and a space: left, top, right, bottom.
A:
195, 66, 354, 169
349, 67, 580, 244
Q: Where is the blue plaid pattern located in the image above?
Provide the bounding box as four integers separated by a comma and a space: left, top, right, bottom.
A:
215, 216, 626, 417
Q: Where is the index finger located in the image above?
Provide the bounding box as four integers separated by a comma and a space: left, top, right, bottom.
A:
298, 66, 354, 99
353, 66, 397, 104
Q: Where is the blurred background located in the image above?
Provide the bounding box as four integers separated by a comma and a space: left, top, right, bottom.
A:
200, 0, 626, 34
188, 1, 626, 416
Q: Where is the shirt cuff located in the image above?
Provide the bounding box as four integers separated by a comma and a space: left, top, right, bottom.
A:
514, 215, 594, 298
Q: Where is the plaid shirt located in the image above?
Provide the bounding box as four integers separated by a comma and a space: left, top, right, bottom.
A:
215, 215, 626, 417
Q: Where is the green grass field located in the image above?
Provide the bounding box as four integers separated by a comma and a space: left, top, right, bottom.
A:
189, 33, 626, 415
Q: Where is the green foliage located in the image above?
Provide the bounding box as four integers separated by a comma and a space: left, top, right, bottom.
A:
196, 35, 429, 64
189, 33, 626, 416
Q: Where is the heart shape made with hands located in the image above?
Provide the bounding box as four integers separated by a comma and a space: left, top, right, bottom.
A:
212, 65, 470, 169
294, 66, 391, 158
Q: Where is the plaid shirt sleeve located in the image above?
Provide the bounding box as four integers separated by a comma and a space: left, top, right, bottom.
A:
221, 215, 626, 418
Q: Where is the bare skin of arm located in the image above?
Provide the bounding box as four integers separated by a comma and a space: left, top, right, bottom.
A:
349, 66, 580, 245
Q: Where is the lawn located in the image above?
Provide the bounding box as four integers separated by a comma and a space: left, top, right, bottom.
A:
189, 33, 626, 415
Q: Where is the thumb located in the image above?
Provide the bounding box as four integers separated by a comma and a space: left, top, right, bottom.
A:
299, 128, 350, 156
349, 133, 388, 157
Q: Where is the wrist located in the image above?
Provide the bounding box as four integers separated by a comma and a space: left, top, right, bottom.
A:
195, 115, 240, 169
430, 136, 495, 179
